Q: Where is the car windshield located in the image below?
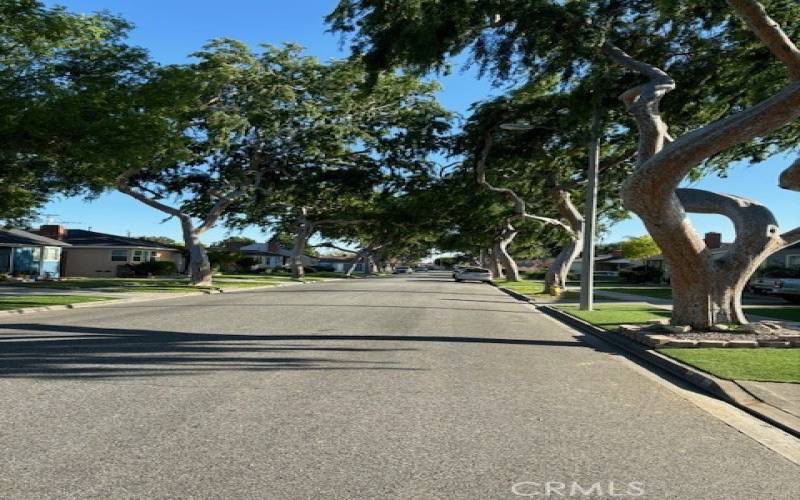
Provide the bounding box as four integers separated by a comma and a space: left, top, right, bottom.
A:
464, 268, 489, 273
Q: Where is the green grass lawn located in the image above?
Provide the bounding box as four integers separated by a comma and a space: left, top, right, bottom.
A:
744, 307, 800, 322
0, 272, 348, 295
497, 279, 547, 296
659, 348, 800, 383
3, 278, 210, 292
498, 279, 614, 301
595, 287, 673, 299
553, 304, 671, 330
0, 295, 112, 310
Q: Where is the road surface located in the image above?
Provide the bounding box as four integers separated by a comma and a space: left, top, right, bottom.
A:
0, 273, 798, 498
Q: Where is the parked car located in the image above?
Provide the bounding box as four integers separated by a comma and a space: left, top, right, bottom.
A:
748, 276, 781, 294
454, 267, 492, 283
771, 278, 800, 304
393, 266, 413, 274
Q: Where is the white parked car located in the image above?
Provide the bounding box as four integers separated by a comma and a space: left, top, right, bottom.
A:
453, 267, 492, 283
393, 266, 413, 274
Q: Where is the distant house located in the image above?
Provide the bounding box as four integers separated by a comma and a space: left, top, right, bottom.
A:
762, 241, 800, 270
240, 240, 318, 270
0, 229, 70, 279
570, 250, 632, 276
34, 225, 184, 277
316, 255, 366, 273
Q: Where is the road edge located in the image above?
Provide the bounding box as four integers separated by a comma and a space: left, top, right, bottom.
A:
0, 279, 339, 317
495, 286, 800, 439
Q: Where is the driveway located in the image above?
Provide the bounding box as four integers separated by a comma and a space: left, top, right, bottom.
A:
0, 273, 797, 498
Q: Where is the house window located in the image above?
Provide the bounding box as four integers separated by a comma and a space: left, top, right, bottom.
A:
111, 249, 128, 262
132, 250, 156, 263
787, 255, 800, 269
43, 247, 61, 261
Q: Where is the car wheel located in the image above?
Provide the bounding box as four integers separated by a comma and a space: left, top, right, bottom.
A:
455, 279, 463, 282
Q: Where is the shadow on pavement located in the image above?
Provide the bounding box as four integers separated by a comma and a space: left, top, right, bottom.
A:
0, 322, 617, 380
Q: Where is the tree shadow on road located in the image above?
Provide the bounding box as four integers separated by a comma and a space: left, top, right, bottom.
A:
0, 323, 616, 380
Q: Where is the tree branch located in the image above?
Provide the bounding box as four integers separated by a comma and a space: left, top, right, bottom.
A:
728, 0, 800, 80
603, 42, 675, 166
474, 130, 575, 235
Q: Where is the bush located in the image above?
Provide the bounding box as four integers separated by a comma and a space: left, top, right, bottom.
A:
757, 266, 800, 278
524, 270, 547, 280
619, 265, 663, 284
234, 256, 259, 272
119, 261, 178, 277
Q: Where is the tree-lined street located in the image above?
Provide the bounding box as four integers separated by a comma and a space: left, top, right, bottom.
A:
1, 274, 797, 498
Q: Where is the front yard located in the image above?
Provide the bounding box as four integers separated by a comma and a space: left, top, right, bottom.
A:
0, 295, 112, 311
659, 348, 800, 383
551, 303, 800, 383
0, 272, 348, 294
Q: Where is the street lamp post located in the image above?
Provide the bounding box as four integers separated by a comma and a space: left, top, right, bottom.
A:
500, 120, 600, 311
579, 132, 600, 311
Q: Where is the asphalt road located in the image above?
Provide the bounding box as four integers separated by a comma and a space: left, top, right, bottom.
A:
0, 273, 798, 499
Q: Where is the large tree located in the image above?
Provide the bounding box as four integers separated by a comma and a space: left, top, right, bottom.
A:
329, 0, 800, 328
605, 0, 800, 328
1, 0, 151, 223
220, 51, 450, 279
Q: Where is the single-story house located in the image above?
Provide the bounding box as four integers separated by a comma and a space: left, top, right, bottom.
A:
317, 255, 366, 273
33, 225, 184, 277
240, 240, 318, 270
570, 253, 632, 276
0, 229, 70, 279
761, 240, 800, 270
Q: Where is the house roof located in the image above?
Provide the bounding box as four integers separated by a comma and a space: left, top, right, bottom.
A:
240, 242, 291, 256
241, 243, 300, 257
317, 255, 357, 262
60, 229, 178, 250
0, 229, 71, 247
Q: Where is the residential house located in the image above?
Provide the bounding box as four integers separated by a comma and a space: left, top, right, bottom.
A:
34, 225, 184, 277
0, 229, 70, 279
240, 240, 318, 270
762, 240, 800, 270
316, 255, 366, 273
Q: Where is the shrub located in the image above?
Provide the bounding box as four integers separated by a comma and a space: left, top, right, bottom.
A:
524, 270, 547, 280
234, 256, 259, 272
120, 261, 178, 277
619, 265, 663, 284
757, 266, 800, 278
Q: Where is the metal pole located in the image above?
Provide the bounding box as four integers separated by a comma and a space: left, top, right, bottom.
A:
579, 125, 600, 311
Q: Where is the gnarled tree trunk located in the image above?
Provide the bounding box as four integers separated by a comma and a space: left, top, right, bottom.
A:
179, 216, 213, 286
606, 1, 800, 328
486, 246, 503, 279
291, 224, 312, 280
545, 187, 584, 292
494, 222, 520, 281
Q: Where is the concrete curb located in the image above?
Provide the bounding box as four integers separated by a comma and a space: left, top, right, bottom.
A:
495, 286, 534, 303
0, 292, 205, 316
0, 278, 340, 317
534, 304, 800, 439
494, 283, 800, 438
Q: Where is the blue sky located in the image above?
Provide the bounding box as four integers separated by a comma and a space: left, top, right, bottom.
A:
41, 0, 799, 246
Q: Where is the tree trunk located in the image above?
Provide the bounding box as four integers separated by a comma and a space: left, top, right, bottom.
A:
494, 223, 520, 281
604, 11, 800, 329
179, 216, 213, 287
291, 227, 311, 280
546, 239, 581, 291
486, 246, 502, 279
544, 187, 584, 293
345, 256, 360, 276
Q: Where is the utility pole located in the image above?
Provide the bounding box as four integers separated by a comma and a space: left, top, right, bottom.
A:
579, 117, 600, 311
